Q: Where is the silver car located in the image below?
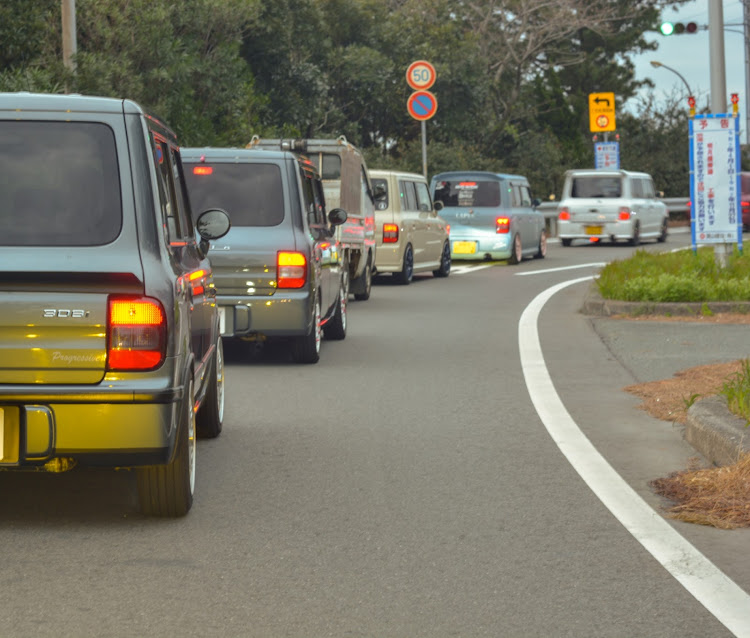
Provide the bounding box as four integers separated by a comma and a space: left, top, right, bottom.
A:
557, 169, 669, 246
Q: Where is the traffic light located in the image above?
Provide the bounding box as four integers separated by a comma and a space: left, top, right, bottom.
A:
659, 21, 699, 35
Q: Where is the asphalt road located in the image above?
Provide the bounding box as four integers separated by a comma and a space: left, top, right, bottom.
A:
1, 232, 748, 637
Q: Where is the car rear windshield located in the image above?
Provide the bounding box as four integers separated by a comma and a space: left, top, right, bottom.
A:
570, 176, 622, 198
741, 173, 750, 195
184, 162, 284, 226
432, 180, 501, 207
0, 121, 122, 246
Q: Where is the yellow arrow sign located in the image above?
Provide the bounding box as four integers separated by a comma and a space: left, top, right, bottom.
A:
589, 92, 616, 132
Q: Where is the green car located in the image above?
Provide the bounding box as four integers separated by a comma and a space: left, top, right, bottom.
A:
0, 93, 230, 516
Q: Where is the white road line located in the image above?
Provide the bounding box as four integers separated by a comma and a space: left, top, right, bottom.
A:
519, 276, 750, 637
452, 263, 495, 275
515, 262, 607, 276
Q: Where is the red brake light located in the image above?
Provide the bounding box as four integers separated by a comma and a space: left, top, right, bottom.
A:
619, 208, 631, 221
108, 297, 166, 371
558, 207, 570, 221
445, 224, 450, 235
277, 251, 307, 288
383, 223, 399, 243
495, 216, 510, 234
192, 166, 213, 176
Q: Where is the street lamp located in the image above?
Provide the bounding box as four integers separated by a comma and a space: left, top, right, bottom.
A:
650, 60, 694, 98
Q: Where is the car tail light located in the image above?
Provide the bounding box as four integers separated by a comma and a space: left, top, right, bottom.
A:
192, 166, 213, 176
742, 201, 749, 213
107, 297, 166, 371
558, 207, 570, 221
383, 223, 399, 243
619, 208, 631, 221
277, 251, 307, 288
495, 216, 510, 233
445, 224, 450, 235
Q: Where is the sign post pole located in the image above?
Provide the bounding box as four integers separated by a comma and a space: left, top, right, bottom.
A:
406, 61, 437, 178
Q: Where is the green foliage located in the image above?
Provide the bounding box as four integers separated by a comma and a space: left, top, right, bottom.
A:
0, 0, 698, 195
598, 248, 750, 302
721, 360, 750, 425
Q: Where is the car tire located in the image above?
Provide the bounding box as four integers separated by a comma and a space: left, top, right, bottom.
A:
657, 218, 668, 243
629, 222, 641, 246
394, 244, 414, 285
137, 377, 195, 517
508, 233, 522, 264
534, 229, 547, 259
196, 337, 224, 439
353, 253, 372, 301
561, 238, 572, 247
433, 241, 451, 277
324, 270, 348, 340
292, 291, 321, 364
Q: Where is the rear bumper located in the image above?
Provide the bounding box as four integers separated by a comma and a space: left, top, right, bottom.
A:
217, 291, 311, 338
558, 218, 635, 240
449, 232, 512, 260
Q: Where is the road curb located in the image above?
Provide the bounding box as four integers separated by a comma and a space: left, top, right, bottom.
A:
581, 283, 750, 318
686, 396, 750, 466
582, 282, 750, 466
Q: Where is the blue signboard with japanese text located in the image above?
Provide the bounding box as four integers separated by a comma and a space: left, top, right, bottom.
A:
594, 142, 619, 170
689, 114, 742, 250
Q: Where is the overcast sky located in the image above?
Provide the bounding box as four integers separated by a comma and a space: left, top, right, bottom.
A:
629, 0, 747, 141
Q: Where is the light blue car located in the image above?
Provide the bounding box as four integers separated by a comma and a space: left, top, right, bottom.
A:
430, 171, 547, 264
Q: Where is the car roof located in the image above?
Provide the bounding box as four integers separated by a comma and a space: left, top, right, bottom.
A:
369, 169, 427, 181
0, 91, 143, 115
181, 147, 294, 162
431, 170, 528, 182
564, 169, 652, 179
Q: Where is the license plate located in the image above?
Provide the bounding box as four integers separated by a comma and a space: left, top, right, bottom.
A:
218, 307, 226, 335
453, 241, 477, 255
585, 225, 603, 235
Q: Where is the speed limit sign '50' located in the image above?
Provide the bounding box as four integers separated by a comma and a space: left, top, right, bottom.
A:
406, 60, 436, 91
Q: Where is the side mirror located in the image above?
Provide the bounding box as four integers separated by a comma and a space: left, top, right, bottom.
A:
532, 198, 542, 208
196, 209, 231, 254
371, 183, 387, 202
328, 207, 348, 226
433, 200, 444, 212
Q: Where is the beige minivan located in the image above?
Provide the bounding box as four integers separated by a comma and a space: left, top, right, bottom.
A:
369, 169, 451, 284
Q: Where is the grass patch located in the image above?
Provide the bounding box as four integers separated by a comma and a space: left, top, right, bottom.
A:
597, 247, 750, 302
721, 359, 750, 425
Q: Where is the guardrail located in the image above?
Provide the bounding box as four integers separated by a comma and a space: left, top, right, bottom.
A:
537, 197, 690, 237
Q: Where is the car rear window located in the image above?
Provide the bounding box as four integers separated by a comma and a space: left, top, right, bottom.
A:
184, 162, 284, 227
571, 176, 622, 198
0, 121, 122, 246
741, 173, 750, 195
432, 180, 501, 207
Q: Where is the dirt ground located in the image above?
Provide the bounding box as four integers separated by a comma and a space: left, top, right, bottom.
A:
620, 312, 750, 424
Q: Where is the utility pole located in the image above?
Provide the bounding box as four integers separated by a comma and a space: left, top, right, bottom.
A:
744, 0, 750, 145
709, 0, 729, 266
61, 0, 77, 80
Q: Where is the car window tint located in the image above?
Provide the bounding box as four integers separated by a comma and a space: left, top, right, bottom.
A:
741, 173, 750, 193
644, 179, 655, 198
432, 180, 501, 207
518, 185, 532, 207
570, 177, 622, 198
400, 180, 418, 211
0, 121, 122, 246
630, 178, 644, 198
372, 178, 388, 210
184, 162, 284, 227
321, 153, 342, 180
414, 181, 432, 212
510, 185, 522, 207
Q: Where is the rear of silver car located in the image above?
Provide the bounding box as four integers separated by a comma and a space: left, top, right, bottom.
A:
557, 173, 636, 242
0, 99, 180, 472
182, 152, 313, 340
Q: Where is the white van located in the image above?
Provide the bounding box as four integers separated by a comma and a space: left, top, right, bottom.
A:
369, 169, 451, 284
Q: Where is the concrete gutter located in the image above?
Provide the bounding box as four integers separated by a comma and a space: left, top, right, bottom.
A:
582, 283, 750, 466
